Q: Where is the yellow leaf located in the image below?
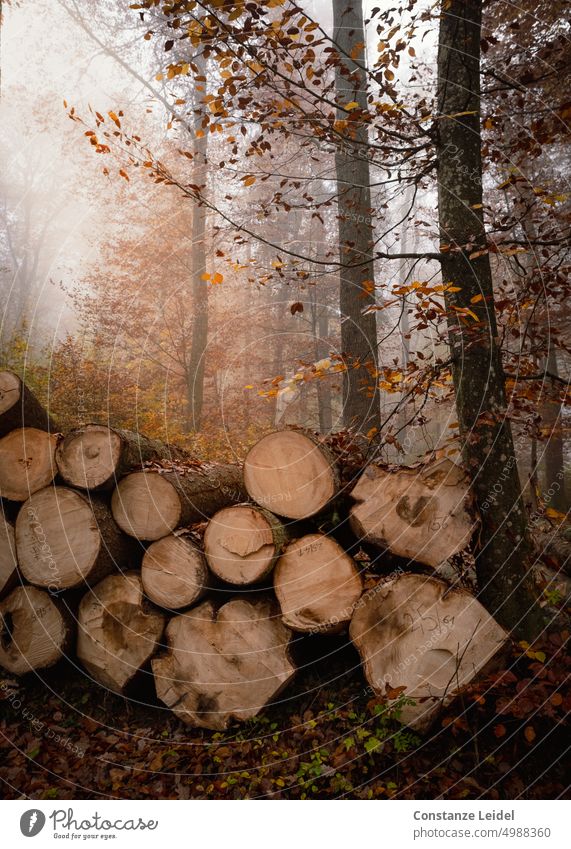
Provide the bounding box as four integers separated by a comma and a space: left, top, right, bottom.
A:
242, 175, 256, 186
108, 111, 121, 127
470, 294, 484, 303
446, 285, 462, 292
345, 101, 360, 111
545, 507, 566, 521
201, 273, 211, 281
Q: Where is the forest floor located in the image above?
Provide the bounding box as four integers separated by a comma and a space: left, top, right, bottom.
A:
1, 628, 569, 800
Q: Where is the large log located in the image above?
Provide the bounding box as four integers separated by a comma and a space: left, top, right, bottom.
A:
111, 466, 245, 541
15, 486, 135, 591
274, 533, 363, 633
77, 572, 165, 694
153, 596, 296, 730
55, 424, 187, 491
0, 585, 73, 674
349, 458, 477, 567
0, 427, 58, 501
243, 429, 340, 519
0, 371, 56, 437
349, 574, 508, 731
141, 532, 209, 610
204, 503, 290, 585
0, 514, 18, 599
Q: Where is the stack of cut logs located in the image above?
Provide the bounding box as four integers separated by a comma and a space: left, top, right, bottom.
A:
0, 370, 512, 732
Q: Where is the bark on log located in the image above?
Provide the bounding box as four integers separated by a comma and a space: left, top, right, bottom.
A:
0, 371, 57, 437
16, 486, 135, 591
274, 533, 363, 633
349, 574, 508, 731
111, 466, 245, 541
142, 532, 209, 610
0, 514, 18, 599
243, 429, 340, 519
77, 572, 165, 694
349, 458, 477, 567
0, 585, 73, 674
0, 427, 58, 501
55, 423, 188, 491
153, 596, 296, 730
204, 503, 290, 585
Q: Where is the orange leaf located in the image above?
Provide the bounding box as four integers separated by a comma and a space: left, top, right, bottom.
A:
211, 272, 224, 285
119, 169, 129, 181
524, 726, 536, 743
493, 724, 506, 738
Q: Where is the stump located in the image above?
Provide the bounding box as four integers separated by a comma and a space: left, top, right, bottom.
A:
0, 427, 58, 501
349, 573, 508, 731
274, 533, 363, 633
0, 586, 72, 674
153, 596, 296, 730
0, 515, 18, 599
16, 486, 135, 591
77, 572, 165, 694
349, 458, 476, 567
243, 429, 340, 519
142, 532, 209, 610
111, 466, 245, 541
0, 371, 56, 437
55, 424, 187, 491
204, 503, 289, 585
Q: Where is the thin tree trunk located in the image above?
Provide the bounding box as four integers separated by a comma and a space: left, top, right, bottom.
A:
332, 0, 380, 437
436, 0, 543, 637
186, 58, 209, 432
544, 347, 566, 512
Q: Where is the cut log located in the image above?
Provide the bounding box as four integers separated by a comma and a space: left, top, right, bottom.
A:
111, 465, 245, 541
349, 573, 508, 731
55, 424, 187, 491
0, 427, 58, 501
244, 429, 340, 519
142, 532, 209, 610
0, 586, 72, 674
274, 533, 363, 632
204, 503, 289, 585
77, 572, 165, 694
153, 596, 296, 730
349, 458, 477, 567
0, 515, 18, 599
0, 371, 57, 437
16, 486, 135, 591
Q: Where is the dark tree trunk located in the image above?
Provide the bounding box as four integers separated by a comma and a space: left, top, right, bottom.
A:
186, 57, 209, 432
543, 347, 567, 512
332, 0, 380, 437
436, 0, 543, 637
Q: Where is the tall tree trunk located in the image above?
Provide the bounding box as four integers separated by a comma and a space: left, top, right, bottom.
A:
185, 60, 209, 432
332, 0, 380, 437
436, 0, 543, 637
544, 347, 567, 512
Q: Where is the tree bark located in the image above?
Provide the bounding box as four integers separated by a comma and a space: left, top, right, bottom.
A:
332, 0, 380, 437
55, 424, 188, 491
0, 514, 18, 600
436, 0, 543, 637
111, 465, 245, 540
0, 371, 57, 437
543, 347, 567, 512
185, 54, 209, 432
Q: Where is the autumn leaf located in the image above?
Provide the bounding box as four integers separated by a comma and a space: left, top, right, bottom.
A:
493, 724, 506, 738
119, 169, 129, 181
290, 302, 304, 315
524, 726, 536, 743
211, 272, 224, 285
470, 294, 484, 304
242, 175, 256, 187
108, 111, 121, 128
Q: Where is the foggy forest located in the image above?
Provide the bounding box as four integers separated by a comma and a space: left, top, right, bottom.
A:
0, 0, 569, 805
